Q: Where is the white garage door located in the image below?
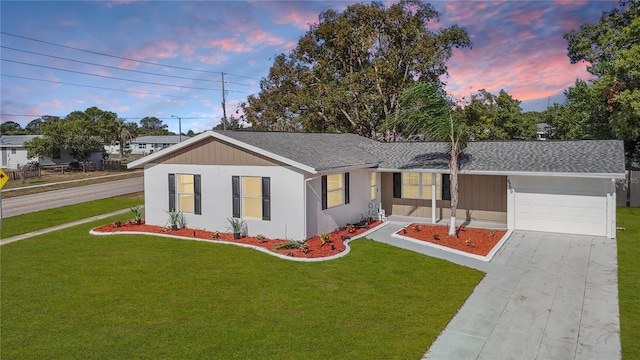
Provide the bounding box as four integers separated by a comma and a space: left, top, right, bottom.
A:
513, 176, 608, 236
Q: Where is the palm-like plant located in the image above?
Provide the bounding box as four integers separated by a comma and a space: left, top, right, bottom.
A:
386, 82, 469, 236
116, 121, 137, 159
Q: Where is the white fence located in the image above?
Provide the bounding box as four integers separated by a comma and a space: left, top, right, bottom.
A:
617, 170, 640, 207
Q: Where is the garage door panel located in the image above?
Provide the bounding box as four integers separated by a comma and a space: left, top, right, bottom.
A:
513, 177, 607, 237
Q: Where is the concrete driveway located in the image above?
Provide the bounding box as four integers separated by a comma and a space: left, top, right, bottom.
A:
368, 224, 621, 360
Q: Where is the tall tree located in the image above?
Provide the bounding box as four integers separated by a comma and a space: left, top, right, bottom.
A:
460, 89, 535, 140
1, 121, 25, 135
139, 116, 170, 136
25, 108, 114, 162
116, 120, 139, 158
25, 118, 45, 135
242, 0, 471, 138
384, 82, 469, 235
564, 0, 640, 162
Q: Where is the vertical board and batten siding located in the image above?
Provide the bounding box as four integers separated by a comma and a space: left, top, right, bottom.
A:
141, 136, 306, 240
380, 172, 507, 222
153, 136, 284, 167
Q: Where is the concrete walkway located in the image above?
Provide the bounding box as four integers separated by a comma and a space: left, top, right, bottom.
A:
0, 209, 130, 245
367, 222, 621, 360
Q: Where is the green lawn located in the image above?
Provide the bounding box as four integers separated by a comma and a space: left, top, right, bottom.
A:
1, 194, 143, 239
1, 217, 484, 359
617, 207, 640, 360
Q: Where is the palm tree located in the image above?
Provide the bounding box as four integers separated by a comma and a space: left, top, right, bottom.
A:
116, 121, 137, 159
386, 82, 469, 236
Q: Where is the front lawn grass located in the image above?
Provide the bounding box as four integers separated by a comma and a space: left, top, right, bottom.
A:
617, 207, 640, 360
1, 218, 484, 359
1, 193, 143, 239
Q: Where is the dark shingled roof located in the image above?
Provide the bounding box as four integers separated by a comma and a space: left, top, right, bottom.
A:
128, 130, 625, 177
215, 131, 380, 171
362, 139, 625, 175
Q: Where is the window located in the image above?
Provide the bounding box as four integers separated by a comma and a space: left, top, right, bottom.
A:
321, 173, 350, 210
178, 174, 195, 213
232, 176, 270, 220
168, 173, 201, 214
140, 144, 147, 149
243, 177, 262, 219
370, 172, 377, 200
11, 148, 16, 154
394, 172, 445, 200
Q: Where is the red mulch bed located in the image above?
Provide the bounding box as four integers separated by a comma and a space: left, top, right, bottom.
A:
92, 220, 384, 259
397, 223, 507, 257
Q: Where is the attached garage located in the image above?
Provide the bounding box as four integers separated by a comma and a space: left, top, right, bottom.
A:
508, 176, 616, 238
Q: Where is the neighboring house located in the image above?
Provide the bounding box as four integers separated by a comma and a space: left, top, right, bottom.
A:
1, 135, 41, 169
0, 135, 103, 169
128, 136, 182, 155
128, 131, 625, 240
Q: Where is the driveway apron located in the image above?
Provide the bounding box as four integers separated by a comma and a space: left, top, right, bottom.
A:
421, 230, 621, 360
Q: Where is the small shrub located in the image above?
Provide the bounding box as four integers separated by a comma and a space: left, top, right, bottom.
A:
489, 229, 497, 238
130, 206, 142, 224
226, 217, 245, 234
273, 240, 306, 250
211, 231, 220, 239
112, 221, 122, 228
256, 234, 266, 243
432, 232, 440, 241
166, 209, 182, 229
319, 233, 331, 246
345, 224, 356, 234
465, 238, 476, 248
413, 224, 420, 232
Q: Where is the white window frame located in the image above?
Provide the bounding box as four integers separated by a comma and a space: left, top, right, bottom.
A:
326, 173, 344, 209
242, 176, 262, 219
401, 172, 442, 200
177, 174, 195, 213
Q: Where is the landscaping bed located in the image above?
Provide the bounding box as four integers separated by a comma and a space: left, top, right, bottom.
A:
92, 220, 384, 259
396, 223, 507, 257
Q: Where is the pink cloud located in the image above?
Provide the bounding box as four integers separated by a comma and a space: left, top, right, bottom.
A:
207, 36, 252, 52
273, 10, 318, 30
119, 40, 179, 69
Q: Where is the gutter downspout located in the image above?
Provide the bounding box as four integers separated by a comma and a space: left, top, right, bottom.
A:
432, 173, 437, 224
304, 174, 322, 240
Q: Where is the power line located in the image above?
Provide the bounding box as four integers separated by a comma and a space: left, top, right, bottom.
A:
2, 58, 250, 93
2, 74, 192, 98
1, 31, 262, 81
1, 45, 257, 87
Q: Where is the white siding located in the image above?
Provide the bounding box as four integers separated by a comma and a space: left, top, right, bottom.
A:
305, 168, 381, 238
1, 148, 35, 169
143, 163, 306, 240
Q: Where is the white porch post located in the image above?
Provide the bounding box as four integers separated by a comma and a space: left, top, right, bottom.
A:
431, 173, 436, 224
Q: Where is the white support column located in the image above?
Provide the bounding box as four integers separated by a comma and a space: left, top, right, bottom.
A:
431, 173, 437, 224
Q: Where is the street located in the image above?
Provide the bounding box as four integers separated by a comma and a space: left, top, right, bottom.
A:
1, 177, 143, 218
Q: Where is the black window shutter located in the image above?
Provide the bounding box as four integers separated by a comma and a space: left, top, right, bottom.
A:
393, 173, 402, 198
262, 177, 271, 221
168, 173, 176, 211
232, 176, 240, 218
321, 175, 328, 210
442, 174, 451, 201
194, 175, 202, 215
344, 172, 350, 204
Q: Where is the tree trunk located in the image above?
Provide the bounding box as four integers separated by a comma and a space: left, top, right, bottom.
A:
448, 148, 459, 236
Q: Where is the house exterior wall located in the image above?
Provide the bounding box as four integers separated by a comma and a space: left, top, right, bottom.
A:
306, 168, 381, 238
1, 147, 35, 169
380, 173, 507, 222
143, 163, 306, 240
154, 136, 284, 167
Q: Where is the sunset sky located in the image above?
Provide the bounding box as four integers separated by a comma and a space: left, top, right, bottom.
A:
1, 0, 617, 134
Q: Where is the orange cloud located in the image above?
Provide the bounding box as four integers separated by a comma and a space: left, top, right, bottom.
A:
207, 36, 252, 52
273, 9, 318, 30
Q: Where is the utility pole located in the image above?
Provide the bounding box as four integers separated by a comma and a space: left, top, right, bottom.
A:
171, 115, 182, 142
221, 72, 227, 130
